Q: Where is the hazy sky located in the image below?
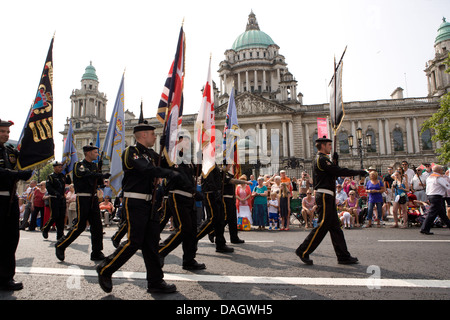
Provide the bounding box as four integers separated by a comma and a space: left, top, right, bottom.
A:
1, 0, 448, 157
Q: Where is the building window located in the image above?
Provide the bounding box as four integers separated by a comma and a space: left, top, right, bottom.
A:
312, 133, 318, 154
393, 129, 404, 151
338, 131, 349, 154
421, 129, 432, 150
366, 129, 376, 152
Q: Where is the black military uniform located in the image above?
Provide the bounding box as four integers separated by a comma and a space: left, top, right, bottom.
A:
197, 164, 233, 253
55, 145, 109, 261
222, 169, 244, 244
295, 137, 366, 265
159, 159, 205, 270
42, 161, 68, 240
97, 122, 180, 294
0, 119, 32, 291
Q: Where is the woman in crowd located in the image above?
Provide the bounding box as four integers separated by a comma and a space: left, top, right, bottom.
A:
365, 171, 385, 228
65, 184, 77, 229
342, 190, 360, 227
29, 181, 46, 231
392, 170, 409, 228
99, 195, 114, 227
252, 177, 268, 230
236, 174, 253, 225
301, 189, 316, 228
279, 183, 291, 230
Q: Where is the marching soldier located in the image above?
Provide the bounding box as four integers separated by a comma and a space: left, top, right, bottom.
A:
159, 137, 206, 270
196, 164, 234, 253
97, 121, 184, 294
42, 161, 68, 240
0, 119, 32, 291
55, 143, 110, 262
295, 136, 367, 265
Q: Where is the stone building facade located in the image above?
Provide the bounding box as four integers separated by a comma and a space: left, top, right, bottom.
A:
61, 12, 450, 177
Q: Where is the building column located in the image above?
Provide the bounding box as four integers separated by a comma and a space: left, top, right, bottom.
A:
282, 122, 288, 157
378, 119, 385, 155
304, 123, 311, 159
261, 123, 268, 155
405, 117, 414, 153
263, 70, 266, 91
288, 121, 294, 157
412, 117, 420, 153
254, 70, 258, 91
246, 71, 249, 92
351, 121, 357, 156
237, 73, 241, 93
384, 119, 392, 154
255, 123, 260, 148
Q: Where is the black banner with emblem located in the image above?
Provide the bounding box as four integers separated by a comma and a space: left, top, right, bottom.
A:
17, 37, 55, 170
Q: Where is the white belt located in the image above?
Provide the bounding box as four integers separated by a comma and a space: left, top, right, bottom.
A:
223, 195, 234, 199
77, 193, 93, 197
123, 192, 152, 201
0, 191, 10, 196
169, 190, 193, 198
316, 188, 334, 196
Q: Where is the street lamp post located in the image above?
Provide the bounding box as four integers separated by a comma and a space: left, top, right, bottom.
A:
348, 127, 372, 170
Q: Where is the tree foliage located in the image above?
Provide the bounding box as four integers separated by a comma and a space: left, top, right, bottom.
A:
421, 53, 450, 164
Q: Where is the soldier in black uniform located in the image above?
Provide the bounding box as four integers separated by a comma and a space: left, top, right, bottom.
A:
295, 137, 367, 265
196, 164, 234, 253
159, 136, 206, 270
96, 121, 183, 294
0, 119, 32, 291
55, 144, 110, 262
42, 161, 68, 240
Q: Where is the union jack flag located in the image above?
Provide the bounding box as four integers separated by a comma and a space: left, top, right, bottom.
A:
156, 27, 185, 166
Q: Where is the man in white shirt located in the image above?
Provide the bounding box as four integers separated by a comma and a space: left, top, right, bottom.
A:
335, 184, 347, 205
420, 165, 450, 235
411, 168, 427, 202
421, 163, 432, 181
401, 161, 415, 187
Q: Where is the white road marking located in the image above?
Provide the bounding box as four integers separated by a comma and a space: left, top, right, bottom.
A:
378, 240, 450, 243
16, 266, 450, 288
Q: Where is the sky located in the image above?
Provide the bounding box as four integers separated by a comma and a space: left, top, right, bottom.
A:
1, 0, 449, 158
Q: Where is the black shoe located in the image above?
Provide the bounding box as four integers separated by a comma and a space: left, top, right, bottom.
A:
420, 230, 434, 235
42, 230, 48, 239
96, 265, 112, 293
91, 251, 106, 261
338, 256, 359, 265
295, 248, 313, 265
147, 280, 177, 294
208, 233, 215, 243
182, 260, 206, 270
216, 245, 234, 253
0, 279, 23, 291
55, 245, 65, 261
111, 237, 120, 248
231, 238, 245, 244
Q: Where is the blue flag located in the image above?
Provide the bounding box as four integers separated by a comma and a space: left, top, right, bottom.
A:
223, 87, 240, 167
103, 74, 125, 196
61, 120, 78, 176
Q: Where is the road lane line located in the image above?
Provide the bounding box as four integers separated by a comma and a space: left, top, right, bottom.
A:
16, 266, 450, 288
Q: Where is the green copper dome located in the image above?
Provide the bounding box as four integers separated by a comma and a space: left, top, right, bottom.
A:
435, 17, 450, 44
82, 61, 98, 81
231, 11, 276, 51
232, 29, 276, 51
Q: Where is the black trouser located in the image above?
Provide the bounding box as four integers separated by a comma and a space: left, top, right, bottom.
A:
297, 192, 351, 260
29, 206, 44, 231
56, 195, 103, 253
223, 196, 240, 241
0, 196, 20, 284
159, 192, 198, 264
98, 197, 164, 286
197, 192, 226, 248
421, 195, 450, 233
42, 197, 66, 239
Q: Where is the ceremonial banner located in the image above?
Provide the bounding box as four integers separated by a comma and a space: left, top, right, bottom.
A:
223, 87, 241, 176
329, 46, 347, 136
195, 59, 215, 177
156, 27, 185, 166
317, 117, 329, 139
61, 120, 78, 176
103, 74, 125, 196
17, 37, 55, 169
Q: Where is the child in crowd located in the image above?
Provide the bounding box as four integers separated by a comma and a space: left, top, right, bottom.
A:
268, 192, 279, 230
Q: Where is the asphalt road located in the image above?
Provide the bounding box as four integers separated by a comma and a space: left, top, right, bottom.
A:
1, 217, 449, 312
